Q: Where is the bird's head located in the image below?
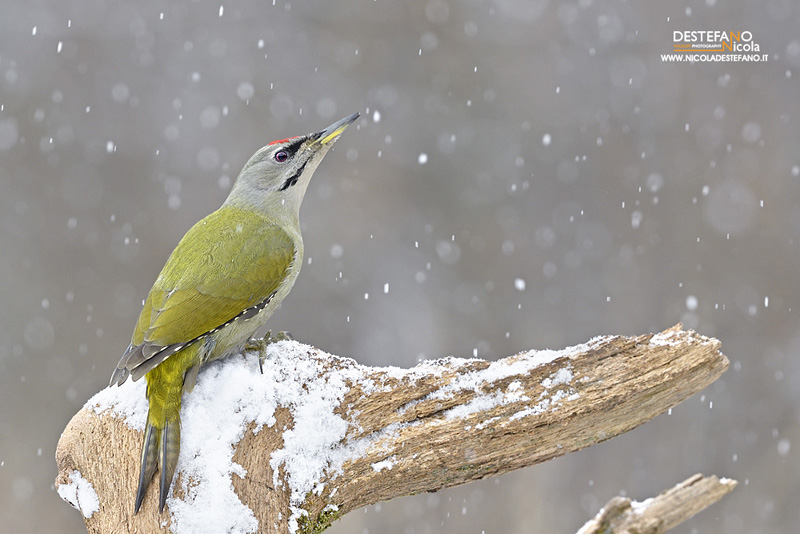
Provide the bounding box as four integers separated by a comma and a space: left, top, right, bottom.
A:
225, 112, 359, 217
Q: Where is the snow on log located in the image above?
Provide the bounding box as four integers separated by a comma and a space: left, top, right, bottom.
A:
55, 324, 730, 534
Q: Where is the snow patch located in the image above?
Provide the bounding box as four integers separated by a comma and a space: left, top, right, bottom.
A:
88, 376, 148, 430
542, 367, 573, 388
446, 391, 517, 420
398, 342, 593, 431
371, 457, 396, 472
57, 471, 100, 518
509, 366, 578, 422
419, 341, 588, 409
649, 329, 685, 346
630, 496, 654, 513
475, 416, 501, 430
445, 379, 530, 421
649, 328, 713, 347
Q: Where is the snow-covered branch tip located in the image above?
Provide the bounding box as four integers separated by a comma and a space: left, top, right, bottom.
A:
577, 473, 738, 534
55, 324, 729, 534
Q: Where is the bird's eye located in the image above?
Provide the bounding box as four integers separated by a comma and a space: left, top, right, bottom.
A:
274, 150, 289, 163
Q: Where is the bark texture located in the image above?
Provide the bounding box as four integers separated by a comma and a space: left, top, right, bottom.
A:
55, 325, 731, 533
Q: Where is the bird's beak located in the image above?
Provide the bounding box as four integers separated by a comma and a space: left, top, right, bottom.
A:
312, 112, 360, 146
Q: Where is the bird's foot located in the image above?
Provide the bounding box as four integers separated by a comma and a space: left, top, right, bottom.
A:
266, 330, 294, 344
246, 331, 294, 373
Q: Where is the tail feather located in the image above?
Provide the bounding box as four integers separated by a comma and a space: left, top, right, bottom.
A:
134, 416, 183, 513
132, 342, 196, 514
134, 424, 160, 514
158, 420, 181, 512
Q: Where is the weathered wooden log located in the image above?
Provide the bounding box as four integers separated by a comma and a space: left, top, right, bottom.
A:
55, 325, 730, 533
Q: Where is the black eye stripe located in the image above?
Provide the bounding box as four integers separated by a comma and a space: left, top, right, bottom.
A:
283, 137, 305, 156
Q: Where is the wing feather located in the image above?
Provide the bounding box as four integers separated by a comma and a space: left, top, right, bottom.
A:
115, 206, 295, 379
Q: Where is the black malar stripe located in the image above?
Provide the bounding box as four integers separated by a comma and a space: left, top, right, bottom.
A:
279, 160, 307, 191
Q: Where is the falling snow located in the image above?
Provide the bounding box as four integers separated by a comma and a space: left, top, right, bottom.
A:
7, 3, 797, 533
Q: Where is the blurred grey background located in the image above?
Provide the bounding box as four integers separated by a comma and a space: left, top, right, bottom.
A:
1, 0, 798, 532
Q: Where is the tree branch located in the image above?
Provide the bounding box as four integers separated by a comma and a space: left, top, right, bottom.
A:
55, 324, 730, 533
576, 473, 737, 534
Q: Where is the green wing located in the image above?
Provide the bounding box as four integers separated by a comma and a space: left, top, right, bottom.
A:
111, 206, 295, 383
137, 206, 295, 346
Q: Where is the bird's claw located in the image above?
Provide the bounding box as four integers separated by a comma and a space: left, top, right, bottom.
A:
266, 330, 294, 343
248, 331, 294, 373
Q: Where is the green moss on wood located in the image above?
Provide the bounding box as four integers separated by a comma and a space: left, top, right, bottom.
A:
297, 505, 341, 534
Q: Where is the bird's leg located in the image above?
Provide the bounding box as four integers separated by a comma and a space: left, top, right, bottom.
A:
245, 331, 294, 373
